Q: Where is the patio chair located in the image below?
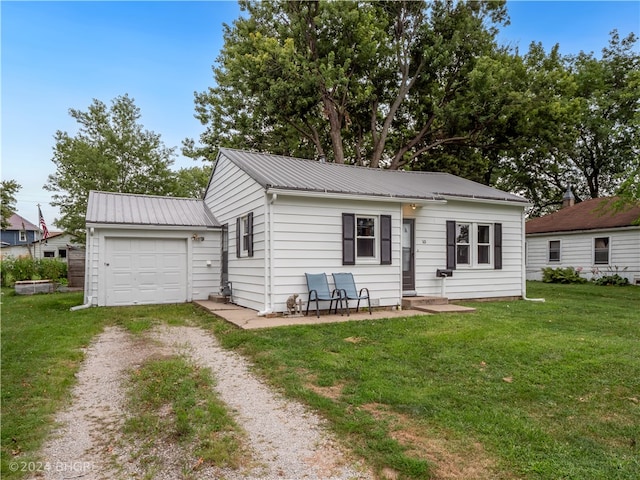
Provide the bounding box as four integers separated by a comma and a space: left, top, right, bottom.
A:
305, 273, 346, 318
332, 272, 371, 315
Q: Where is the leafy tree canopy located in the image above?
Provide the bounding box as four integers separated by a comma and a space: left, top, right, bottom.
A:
1, 180, 21, 230
190, 0, 509, 177
188, 0, 638, 216
45, 94, 179, 242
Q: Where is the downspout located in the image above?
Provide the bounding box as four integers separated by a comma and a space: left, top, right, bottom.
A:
521, 209, 545, 302
258, 192, 276, 316
72, 226, 95, 311
70, 297, 93, 311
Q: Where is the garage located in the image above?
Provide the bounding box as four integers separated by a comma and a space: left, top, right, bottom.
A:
84, 191, 221, 307
105, 238, 188, 306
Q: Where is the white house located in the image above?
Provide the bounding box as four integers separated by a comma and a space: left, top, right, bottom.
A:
84, 148, 530, 310
1, 231, 78, 261
526, 196, 640, 284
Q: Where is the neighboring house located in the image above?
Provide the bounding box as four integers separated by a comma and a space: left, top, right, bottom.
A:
34, 232, 78, 261
84, 148, 530, 310
1, 213, 40, 255
1, 231, 78, 261
526, 196, 640, 284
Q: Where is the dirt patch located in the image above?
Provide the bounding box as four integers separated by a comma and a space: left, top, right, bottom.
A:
362, 403, 512, 480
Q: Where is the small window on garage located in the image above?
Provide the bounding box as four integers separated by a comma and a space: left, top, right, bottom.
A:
19, 231, 27, 242
58, 248, 67, 258
548, 240, 561, 262
43, 251, 55, 258
594, 237, 609, 264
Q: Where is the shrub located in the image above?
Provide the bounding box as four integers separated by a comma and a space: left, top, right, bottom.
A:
541, 267, 588, 284
0, 256, 67, 286
590, 266, 630, 287
592, 274, 629, 286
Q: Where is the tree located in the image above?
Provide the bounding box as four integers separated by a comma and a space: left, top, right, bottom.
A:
189, 0, 510, 174
494, 31, 639, 216
171, 166, 212, 198
566, 31, 640, 200
45, 95, 177, 242
0, 180, 21, 229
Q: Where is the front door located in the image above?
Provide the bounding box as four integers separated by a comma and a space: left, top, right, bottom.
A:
402, 219, 415, 293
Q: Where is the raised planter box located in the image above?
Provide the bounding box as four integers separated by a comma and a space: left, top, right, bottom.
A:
14, 280, 56, 295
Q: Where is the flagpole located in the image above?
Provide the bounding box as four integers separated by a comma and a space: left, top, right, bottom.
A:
37, 204, 42, 259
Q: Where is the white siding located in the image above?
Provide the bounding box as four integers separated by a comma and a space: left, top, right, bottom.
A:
412, 200, 525, 300
269, 195, 402, 312
84, 227, 219, 306
205, 156, 266, 311
526, 228, 640, 283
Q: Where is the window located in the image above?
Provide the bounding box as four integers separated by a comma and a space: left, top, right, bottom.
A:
356, 216, 375, 258
456, 223, 470, 265
548, 240, 561, 262
342, 213, 392, 265
594, 237, 609, 264
43, 251, 55, 258
446, 221, 501, 269
19, 231, 26, 242
477, 225, 491, 264
235, 213, 254, 258
242, 216, 250, 252
58, 248, 67, 259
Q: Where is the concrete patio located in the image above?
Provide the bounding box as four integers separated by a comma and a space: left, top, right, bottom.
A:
193, 299, 475, 330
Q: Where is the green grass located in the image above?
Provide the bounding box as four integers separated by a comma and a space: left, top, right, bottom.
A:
2, 283, 639, 479
123, 355, 246, 478
0, 289, 216, 479
206, 282, 640, 479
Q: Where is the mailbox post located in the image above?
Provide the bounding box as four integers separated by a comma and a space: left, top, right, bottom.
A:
436, 269, 453, 298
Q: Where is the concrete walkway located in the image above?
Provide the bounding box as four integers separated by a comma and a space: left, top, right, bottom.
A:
193, 300, 473, 330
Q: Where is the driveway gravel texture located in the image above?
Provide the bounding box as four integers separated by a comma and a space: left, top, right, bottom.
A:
29, 325, 372, 480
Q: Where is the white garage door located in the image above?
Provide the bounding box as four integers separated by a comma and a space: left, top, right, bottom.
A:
105, 238, 188, 306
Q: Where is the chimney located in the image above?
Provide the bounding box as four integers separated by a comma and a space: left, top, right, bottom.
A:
318, 154, 326, 163
562, 186, 575, 208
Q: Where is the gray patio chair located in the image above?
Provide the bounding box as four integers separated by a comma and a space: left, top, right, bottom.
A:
332, 272, 371, 315
305, 273, 346, 318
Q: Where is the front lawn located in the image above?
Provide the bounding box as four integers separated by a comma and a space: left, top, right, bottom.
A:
2, 283, 639, 479
208, 282, 640, 479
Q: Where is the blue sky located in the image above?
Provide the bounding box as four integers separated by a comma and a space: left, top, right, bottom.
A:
2, 1, 639, 227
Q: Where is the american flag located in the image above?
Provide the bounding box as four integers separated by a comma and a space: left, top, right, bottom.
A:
38, 206, 49, 239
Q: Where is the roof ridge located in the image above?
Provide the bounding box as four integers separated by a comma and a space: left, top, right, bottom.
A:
90, 190, 200, 201
220, 147, 465, 177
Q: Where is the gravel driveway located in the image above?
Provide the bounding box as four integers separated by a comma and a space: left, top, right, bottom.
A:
30, 325, 372, 480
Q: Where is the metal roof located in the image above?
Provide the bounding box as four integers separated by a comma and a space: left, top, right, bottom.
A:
86, 191, 219, 227
218, 148, 528, 204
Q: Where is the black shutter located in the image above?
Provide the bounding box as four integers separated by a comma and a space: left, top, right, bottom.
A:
380, 215, 392, 265
446, 220, 456, 270
247, 212, 254, 257
494, 222, 502, 270
342, 213, 355, 265
235, 217, 241, 258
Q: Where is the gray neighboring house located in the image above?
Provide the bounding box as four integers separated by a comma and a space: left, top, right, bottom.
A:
84, 148, 530, 310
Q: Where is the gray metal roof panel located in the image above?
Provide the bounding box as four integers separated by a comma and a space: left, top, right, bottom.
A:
86, 191, 219, 227
219, 148, 527, 204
